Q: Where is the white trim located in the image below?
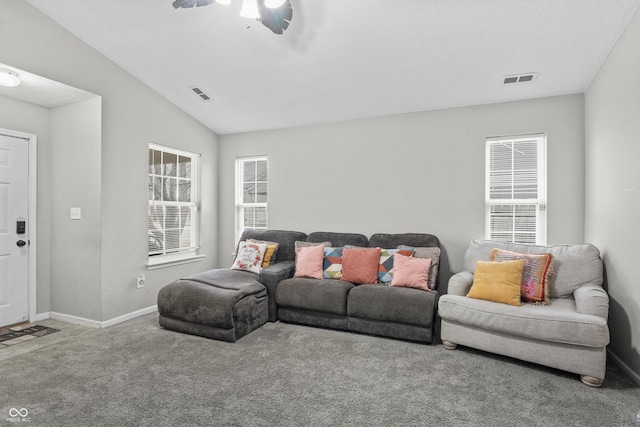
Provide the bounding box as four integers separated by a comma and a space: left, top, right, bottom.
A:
235, 155, 268, 243
45, 305, 159, 329
485, 133, 547, 245
35, 312, 50, 322
607, 349, 640, 387
0, 128, 37, 324
49, 311, 102, 328
101, 305, 158, 328
147, 253, 206, 270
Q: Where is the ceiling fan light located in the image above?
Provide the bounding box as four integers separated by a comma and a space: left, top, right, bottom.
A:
0, 68, 20, 87
264, 0, 286, 8
239, 0, 260, 18
215, 0, 231, 5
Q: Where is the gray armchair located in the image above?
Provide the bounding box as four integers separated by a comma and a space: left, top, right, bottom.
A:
438, 240, 609, 387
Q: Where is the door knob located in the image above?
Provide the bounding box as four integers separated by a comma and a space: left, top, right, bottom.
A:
16, 240, 26, 247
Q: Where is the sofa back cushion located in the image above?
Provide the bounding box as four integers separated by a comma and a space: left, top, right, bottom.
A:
464, 240, 603, 298
239, 230, 308, 263
369, 233, 440, 249
306, 232, 369, 247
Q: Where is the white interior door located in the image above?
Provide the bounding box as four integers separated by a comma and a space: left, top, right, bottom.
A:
0, 133, 29, 327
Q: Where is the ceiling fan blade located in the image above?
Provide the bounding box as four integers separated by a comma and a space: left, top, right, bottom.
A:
172, 0, 214, 9
257, 0, 293, 34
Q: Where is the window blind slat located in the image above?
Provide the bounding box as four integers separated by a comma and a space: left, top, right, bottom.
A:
486, 135, 545, 244
148, 146, 199, 257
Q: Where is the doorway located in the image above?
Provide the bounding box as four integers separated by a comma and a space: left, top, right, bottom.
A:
0, 129, 36, 327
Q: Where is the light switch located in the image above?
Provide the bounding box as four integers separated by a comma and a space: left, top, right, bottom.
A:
70, 207, 82, 220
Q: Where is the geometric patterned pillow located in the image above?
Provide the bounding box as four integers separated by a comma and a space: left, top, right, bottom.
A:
378, 248, 413, 284
323, 247, 344, 279
490, 248, 554, 305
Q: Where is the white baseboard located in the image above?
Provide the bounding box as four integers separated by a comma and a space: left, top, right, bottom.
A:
35, 312, 51, 322
101, 305, 158, 328
36, 305, 158, 329
49, 312, 102, 328
607, 348, 640, 387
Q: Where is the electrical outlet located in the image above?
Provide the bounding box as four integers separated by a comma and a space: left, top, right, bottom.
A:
70, 207, 82, 220
136, 274, 145, 289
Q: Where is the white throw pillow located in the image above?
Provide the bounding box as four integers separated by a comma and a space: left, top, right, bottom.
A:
231, 241, 267, 273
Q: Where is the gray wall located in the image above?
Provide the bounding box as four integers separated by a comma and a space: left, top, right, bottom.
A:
1, 0, 219, 323
49, 98, 103, 320
218, 94, 586, 279
585, 8, 640, 381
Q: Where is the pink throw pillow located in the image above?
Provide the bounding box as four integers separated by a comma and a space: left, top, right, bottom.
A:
390, 253, 432, 291
341, 247, 381, 284
294, 244, 325, 279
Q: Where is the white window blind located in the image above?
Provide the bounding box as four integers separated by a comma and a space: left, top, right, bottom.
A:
236, 156, 268, 242
148, 144, 200, 258
486, 134, 546, 245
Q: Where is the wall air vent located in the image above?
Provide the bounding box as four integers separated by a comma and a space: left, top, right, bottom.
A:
502, 72, 538, 85
189, 86, 212, 102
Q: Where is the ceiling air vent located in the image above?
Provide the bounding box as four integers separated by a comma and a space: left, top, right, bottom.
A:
189, 86, 212, 102
502, 72, 538, 85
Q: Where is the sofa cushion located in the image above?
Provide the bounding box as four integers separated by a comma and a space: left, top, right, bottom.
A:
246, 238, 279, 267
348, 284, 437, 327
398, 246, 441, 290
323, 246, 344, 279
378, 248, 413, 284
389, 253, 431, 291
231, 241, 267, 273
276, 278, 355, 316
239, 229, 307, 262
491, 248, 553, 305
307, 232, 368, 247
467, 260, 524, 306
438, 295, 609, 347
294, 244, 325, 279
463, 240, 603, 298
341, 247, 381, 284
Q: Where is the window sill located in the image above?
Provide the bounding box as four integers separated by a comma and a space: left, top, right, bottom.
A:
147, 253, 206, 270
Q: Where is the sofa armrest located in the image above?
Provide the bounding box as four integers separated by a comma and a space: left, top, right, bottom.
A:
259, 261, 296, 322
448, 271, 474, 296
574, 285, 609, 320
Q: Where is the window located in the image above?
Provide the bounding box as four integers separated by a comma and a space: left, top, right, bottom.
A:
486, 134, 546, 245
148, 144, 200, 264
236, 156, 268, 242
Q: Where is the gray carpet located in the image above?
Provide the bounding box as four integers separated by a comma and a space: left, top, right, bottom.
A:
0, 313, 638, 427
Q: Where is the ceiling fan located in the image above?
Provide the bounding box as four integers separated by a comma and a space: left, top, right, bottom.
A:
172, 0, 293, 34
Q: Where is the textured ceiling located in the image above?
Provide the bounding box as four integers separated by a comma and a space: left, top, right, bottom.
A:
0, 63, 97, 108
20, 0, 640, 134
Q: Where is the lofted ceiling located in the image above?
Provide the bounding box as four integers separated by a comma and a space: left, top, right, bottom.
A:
21, 0, 640, 135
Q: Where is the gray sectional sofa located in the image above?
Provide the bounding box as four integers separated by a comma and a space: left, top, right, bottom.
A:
158, 230, 442, 344
276, 232, 441, 343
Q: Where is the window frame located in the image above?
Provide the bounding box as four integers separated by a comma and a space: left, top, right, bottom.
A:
147, 143, 203, 269
235, 156, 268, 243
485, 134, 547, 245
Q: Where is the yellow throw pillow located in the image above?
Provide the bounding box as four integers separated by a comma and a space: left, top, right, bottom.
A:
467, 260, 524, 306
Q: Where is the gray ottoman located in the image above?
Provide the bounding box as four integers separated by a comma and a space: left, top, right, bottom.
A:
158, 269, 268, 342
